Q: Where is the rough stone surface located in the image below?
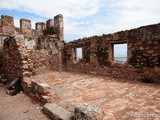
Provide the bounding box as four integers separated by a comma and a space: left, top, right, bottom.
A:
36, 22, 46, 37
20, 19, 32, 38
2, 35, 63, 80
3, 35, 33, 80
0, 15, 15, 35
37, 83, 50, 94
1, 15, 14, 26
74, 103, 104, 120
54, 14, 64, 41
21, 77, 32, 93
64, 23, 160, 83
43, 103, 73, 120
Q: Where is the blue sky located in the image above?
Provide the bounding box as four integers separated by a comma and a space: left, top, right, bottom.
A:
0, 0, 160, 56
0, 0, 160, 41
114, 44, 127, 57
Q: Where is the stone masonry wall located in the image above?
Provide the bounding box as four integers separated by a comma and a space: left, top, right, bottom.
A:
64, 23, 160, 83
0, 15, 15, 36
3, 34, 63, 80
3, 35, 33, 80
1, 14, 64, 80
0, 14, 159, 83
20, 19, 32, 39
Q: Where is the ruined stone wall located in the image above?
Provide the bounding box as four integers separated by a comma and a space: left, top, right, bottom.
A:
2, 34, 63, 80
64, 23, 160, 83
127, 25, 160, 68
37, 36, 64, 71
3, 35, 33, 80
1, 14, 64, 80
1, 14, 159, 83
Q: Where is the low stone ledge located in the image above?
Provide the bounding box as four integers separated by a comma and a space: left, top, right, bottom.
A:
74, 103, 105, 120
22, 78, 53, 103
43, 103, 74, 120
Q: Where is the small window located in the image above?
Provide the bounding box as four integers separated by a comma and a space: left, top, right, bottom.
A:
76, 48, 83, 60
113, 43, 127, 64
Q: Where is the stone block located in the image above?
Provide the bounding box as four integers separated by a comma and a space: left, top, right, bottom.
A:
37, 83, 50, 94
21, 78, 32, 92
43, 103, 74, 120
22, 64, 29, 69
41, 95, 53, 103
147, 50, 154, 54
74, 103, 105, 120
22, 71, 32, 77
0, 78, 7, 83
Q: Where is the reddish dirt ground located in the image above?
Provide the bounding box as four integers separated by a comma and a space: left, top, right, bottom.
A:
32, 71, 160, 120
0, 85, 49, 120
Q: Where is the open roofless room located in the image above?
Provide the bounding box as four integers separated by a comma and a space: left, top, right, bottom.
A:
0, 0, 160, 119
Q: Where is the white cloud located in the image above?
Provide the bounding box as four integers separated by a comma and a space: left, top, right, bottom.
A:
65, 0, 160, 40
0, 0, 160, 41
0, 0, 101, 19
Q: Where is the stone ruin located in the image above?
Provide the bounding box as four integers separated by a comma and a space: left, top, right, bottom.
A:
0, 14, 160, 119
0, 15, 64, 81
0, 14, 160, 83
64, 25, 160, 83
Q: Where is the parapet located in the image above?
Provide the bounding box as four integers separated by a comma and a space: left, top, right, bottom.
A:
54, 14, 63, 41
20, 19, 32, 38
46, 19, 54, 35
36, 22, 46, 30
0, 14, 64, 41
36, 22, 46, 37
1, 15, 14, 26
0, 15, 15, 35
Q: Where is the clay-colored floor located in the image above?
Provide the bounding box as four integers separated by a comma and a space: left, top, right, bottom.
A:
33, 71, 160, 120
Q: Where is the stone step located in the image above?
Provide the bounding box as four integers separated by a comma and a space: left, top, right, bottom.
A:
43, 103, 74, 120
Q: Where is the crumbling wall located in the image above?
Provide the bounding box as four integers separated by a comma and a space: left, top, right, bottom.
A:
2, 34, 63, 80
36, 36, 64, 71
127, 25, 160, 68
64, 23, 160, 83
1, 14, 159, 83
0, 14, 65, 80
3, 35, 33, 80
0, 14, 64, 80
